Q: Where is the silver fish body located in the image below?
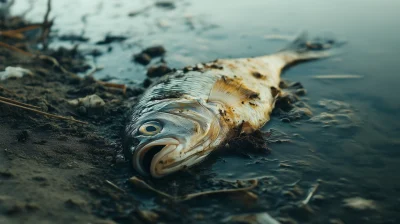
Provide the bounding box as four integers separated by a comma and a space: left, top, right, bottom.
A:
124, 33, 337, 177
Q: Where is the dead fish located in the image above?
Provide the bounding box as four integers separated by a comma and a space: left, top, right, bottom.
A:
124, 33, 340, 177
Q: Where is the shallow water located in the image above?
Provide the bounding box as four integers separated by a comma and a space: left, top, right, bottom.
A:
11, 0, 400, 223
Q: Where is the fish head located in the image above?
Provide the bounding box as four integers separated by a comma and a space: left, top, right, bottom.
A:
125, 99, 223, 178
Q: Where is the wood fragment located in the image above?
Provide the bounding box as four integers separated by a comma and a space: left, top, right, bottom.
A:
98, 81, 127, 94
0, 96, 41, 109
0, 99, 87, 124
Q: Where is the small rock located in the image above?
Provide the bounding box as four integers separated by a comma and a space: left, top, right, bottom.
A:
133, 53, 152, 65
155, 1, 176, 9
343, 197, 377, 210
68, 94, 105, 115
143, 45, 166, 57
143, 78, 152, 88
146, 64, 172, 78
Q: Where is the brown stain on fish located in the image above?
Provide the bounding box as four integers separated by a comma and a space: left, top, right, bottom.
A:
251, 71, 267, 80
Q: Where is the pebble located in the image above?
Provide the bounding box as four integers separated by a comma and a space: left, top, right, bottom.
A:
155, 1, 176, 10
133, 53, 152, 65
142, 45, 166, 57
147, 64, 172, 78
68, 94, 105, 115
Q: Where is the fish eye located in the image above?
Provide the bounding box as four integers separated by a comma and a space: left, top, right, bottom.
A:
138, 121, 162, 136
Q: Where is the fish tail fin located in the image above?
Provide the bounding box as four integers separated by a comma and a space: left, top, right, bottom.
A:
278, 31, 344, 67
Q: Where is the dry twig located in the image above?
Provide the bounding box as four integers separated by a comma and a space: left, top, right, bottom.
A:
0, 96, 40, 109
129, 176, 259, 202
0, 98, 87, 124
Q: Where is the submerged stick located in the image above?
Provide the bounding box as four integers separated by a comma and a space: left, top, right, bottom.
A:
302, 183, 319, 205
0, 96, 41, 109
129, 176, 258, 202
0, 99, 87, 124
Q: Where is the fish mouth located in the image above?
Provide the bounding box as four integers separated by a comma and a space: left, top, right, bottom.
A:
133, 138, 212, 178
133, 138, 180, 177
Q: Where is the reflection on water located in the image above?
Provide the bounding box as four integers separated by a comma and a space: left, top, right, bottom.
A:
11, 0, 400, 222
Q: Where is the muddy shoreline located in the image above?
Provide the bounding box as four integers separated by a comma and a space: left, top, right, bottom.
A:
2, 1, 400, 224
